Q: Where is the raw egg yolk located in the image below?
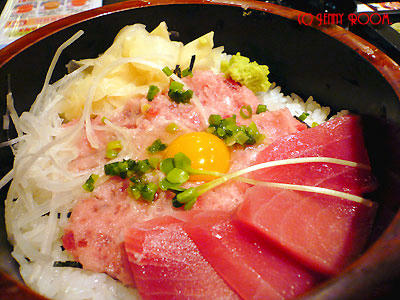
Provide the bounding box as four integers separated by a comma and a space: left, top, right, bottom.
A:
164, 132, 230, 182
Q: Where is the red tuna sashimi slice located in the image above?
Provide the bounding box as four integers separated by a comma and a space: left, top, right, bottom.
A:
235, 115, 377, 274
237, 187, 377, 275
251, 115, 376, 195
184, 211, 322, 300
124, 216, 239, 300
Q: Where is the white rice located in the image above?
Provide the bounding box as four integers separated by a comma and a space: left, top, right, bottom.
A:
258, 83, 348, 127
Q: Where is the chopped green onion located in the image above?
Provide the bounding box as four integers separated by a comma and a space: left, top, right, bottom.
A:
129, 186, 142, 200
148, 156, 160, 169
207, 114, 264, 147
233, 131, 249, 145
136, 159, 153, 175
311, 122, 319, 128
170, 80, 184, 92
104, 159, 153, 179
147, 85, 160, 101
101, 116, 108, 124
141, 182, 158, 202
107, 141, 121, 154
256, 104, 267, 114
147, 139, 167, 154
209, 114, 222, 126
166, 122, 179, 133
168, 80, 193, 104
106, 149, 119, 159
82, 174, 99, 192
106, 140, 122, 159
298, 112, 309, 121
104, 160, 131, 178
162, 66, 173, 76
166, 168, 189, 184
240, 105, 252, 119
181, 68, 193, 77
129, 178, 158, 202
216, 127, 226, 137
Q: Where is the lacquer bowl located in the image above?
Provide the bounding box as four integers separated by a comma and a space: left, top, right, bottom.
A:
1, 0, 400, 299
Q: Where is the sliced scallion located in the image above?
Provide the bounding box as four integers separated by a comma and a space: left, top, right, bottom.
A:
299, 112, 309, 121
147, 139, 167, 154
162, 66, 173, 76
82, 174, 99, 192
182, 68, 193, 78
168, 80, 193, 104
106, 140, 122, 159
147, 85, 160, 101
240, 105, 252, 119
256, 104, 267, 114
207, 114, 264, 146
166, 122, 179, 133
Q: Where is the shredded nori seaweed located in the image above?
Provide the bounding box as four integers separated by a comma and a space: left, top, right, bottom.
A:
53, 261, 83, 268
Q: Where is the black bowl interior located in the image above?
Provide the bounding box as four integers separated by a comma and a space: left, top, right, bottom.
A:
1, 3, 400, 297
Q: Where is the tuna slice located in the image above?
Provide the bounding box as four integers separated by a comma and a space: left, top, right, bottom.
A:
184, 211, 322, 300
124, 216, 239, 300
250, 115, 376, 195
235, 115, 378, 274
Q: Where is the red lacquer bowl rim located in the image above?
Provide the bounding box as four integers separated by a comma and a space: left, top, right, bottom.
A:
1, 0, 400, 299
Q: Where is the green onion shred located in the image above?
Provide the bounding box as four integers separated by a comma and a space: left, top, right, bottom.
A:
147, 139, 167, 154
147, 85, 160, 101
168, 80, 193, 104
82, 174, 99, 192
298, 112, 309, 122
207, 114, 264, 146
256, 104, 267, 114
240, 105, 252, 119
166, 122, 179, 133
104, 159, 153, 179
106, 140, 122, 159
162, 66, 173, 76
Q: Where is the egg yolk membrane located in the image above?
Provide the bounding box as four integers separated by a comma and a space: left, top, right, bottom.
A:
165, 132, 231, 181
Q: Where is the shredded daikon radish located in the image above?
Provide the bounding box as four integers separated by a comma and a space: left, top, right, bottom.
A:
31, 30, 84, 116
52, 64, 90, 89
6, 92, 23, 137
0, 136, 25, 148
40, 200, 58, 255
3, 111, 9, 130
0, 169, 14, 189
